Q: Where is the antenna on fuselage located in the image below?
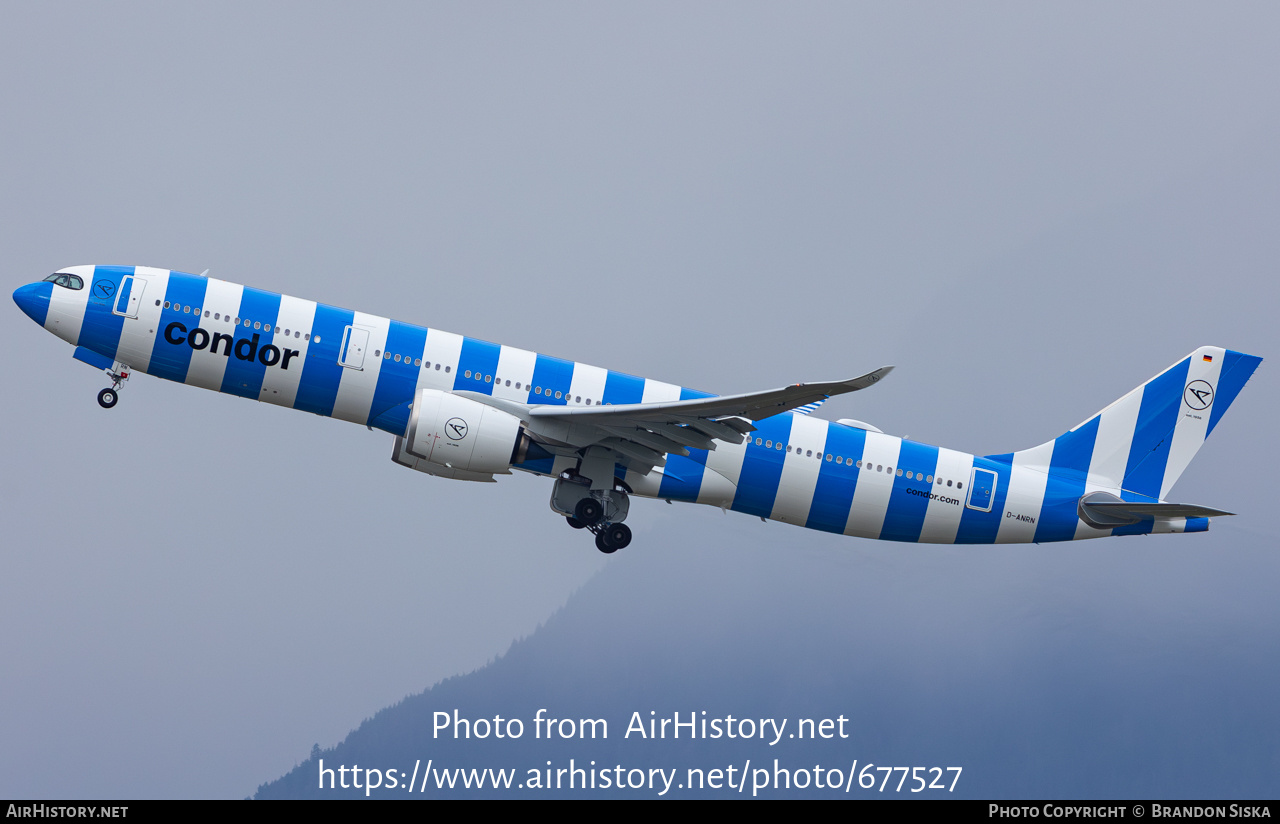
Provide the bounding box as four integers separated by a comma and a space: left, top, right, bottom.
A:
198, 269, 210, 278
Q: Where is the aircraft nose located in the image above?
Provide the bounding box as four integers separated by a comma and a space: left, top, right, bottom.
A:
13, 282, 52, 326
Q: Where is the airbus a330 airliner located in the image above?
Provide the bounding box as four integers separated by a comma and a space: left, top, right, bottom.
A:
14, 266, 1261, 553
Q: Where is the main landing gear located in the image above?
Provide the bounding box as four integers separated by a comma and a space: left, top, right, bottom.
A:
97, 363, 130, 409
551, 471, 633, 554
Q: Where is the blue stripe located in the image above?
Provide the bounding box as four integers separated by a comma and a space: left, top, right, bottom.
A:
804, 423, 867, 534
877, 441, 940, 542
1111, 518, 1156, 537
367, 320, 428, 434
527, 353, 574, 404
73, 345, 114, 371
658, 450, 709, 502
16, 282, 52, 326
78, 266, 131, 364
730, 415, 795, 518
1122, 356, 1191, 498
147, 272, 209, 383
453, 337, 502, 397
1033, 415, 1100, 543
1184, 517, 1209, 533
293, 304, 355, 417
954, 457, 1011, 544
219, 286, 282, 399
1207, 351, 1263, 436
513, 456, 556, 475
601, 371, 645, 405
679, 386, 714, 400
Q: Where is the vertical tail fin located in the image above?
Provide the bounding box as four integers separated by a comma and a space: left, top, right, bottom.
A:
1013, 346, 1262, 500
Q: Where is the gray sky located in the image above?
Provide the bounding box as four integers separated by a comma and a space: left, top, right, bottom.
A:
2, 2, 1277, 798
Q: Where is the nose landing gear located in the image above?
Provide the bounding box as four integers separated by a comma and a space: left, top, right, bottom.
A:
97, 363, 130, 409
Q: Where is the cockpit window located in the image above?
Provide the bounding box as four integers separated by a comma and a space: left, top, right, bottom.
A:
42, 273, 84, 290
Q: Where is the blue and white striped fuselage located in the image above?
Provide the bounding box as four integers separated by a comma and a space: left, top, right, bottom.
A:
14, 266, 1262, 546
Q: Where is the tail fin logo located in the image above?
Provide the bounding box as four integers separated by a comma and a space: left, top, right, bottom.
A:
1184, 380, 1214, 410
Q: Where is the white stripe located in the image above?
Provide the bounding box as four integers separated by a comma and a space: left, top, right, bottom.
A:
994, 441, 1054, 544
114, 269, 170, 373
44, 266, 92, 347
420, 328, 465, 394
697, 438, 748, 506
844, 433, 901, 539
1084, 384, 1145, 490
491, 344, 537, 403
917, 448, 974, 544
694, 464, 739, 508
769, 416, 827, 526
184, 278, 242, 391
567, 362, 608, 407
259, 294, 317, 409
331, 312, 390, 425
1159, 347, 1225, 499
640, 379, 682, 404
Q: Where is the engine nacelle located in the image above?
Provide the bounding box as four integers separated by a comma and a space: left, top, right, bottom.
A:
401, 388, 524, 477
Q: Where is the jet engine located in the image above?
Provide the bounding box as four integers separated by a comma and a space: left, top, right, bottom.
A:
392, 388, 540, 481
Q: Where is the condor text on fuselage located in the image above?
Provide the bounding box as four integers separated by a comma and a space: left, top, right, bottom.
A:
164, 321, 301, 370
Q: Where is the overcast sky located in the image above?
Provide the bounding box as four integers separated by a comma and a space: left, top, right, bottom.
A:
2, 2, 1277, 798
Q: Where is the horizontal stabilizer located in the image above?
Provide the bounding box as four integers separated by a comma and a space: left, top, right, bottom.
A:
1077, 491, 1232, 529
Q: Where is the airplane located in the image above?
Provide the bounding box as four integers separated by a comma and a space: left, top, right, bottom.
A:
13, 265, 1262, 554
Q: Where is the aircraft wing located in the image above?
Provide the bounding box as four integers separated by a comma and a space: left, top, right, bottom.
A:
530, 367, 893, 425
459, 366, 893, 474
